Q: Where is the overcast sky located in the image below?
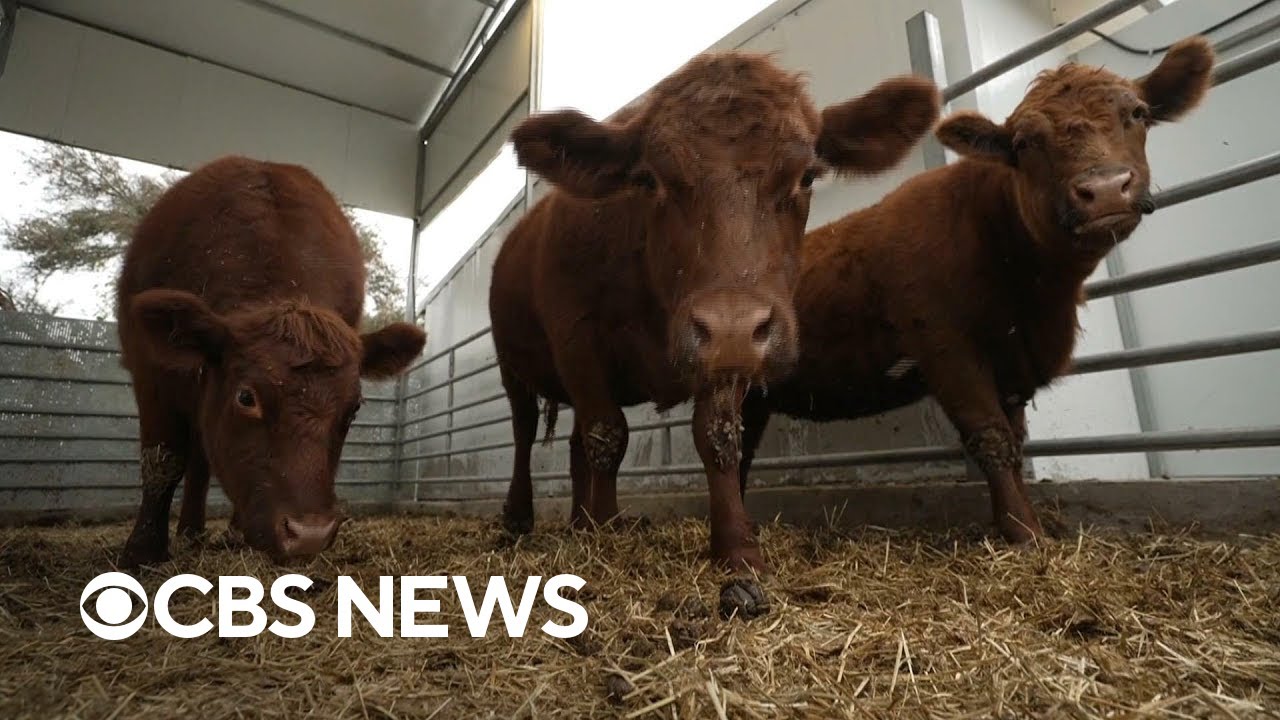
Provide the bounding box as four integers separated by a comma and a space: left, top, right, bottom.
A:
0, 130, 413, 321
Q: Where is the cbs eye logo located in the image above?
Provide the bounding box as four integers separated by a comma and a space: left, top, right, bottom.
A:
80, 572, 149, 640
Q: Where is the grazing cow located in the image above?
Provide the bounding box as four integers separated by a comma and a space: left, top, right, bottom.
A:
491, 51, 940, 613
739, 39, 1215, 542
115, 156, 426, 567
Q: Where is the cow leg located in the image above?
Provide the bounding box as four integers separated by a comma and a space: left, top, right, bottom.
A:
119, 394, 188, 568
694, 384, 770, 621
581, 411, 628, 526
500, 375, 540, 535
739, 389, 771, 501
548, 340, 627, 529
1003, 399, 1038, 512
176, 444, 210, 542
918, 353, 1043, 544
568, 424, 591, 529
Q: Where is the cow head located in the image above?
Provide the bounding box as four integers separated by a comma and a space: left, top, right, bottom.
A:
512, 52, 939, 390
936, 37, 1213, 262
130, 290, 425, 560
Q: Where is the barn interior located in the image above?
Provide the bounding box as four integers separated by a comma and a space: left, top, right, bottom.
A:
2, 0, 1279, 717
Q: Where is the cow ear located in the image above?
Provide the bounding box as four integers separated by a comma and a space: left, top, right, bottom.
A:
816, 75, 941, 175
1139, 36, 1214, 123
360, 322, 426, 380
130, 289, 230, 371
936, 111, 1015, 165
511, 110, 642, 199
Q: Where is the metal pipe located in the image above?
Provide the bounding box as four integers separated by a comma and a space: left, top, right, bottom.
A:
0, 454, 395, 465
405, 412, 514, 442
0, 405, 398, 429
3, 477, 401, 492
1087, 238, 1280, 298
1214, 12, 1280, 54
404, 391, 507, 425
0, 371, 130, 386
942, 0, 1149, 102
408, 327, 1280, 459
1213, 36, 1280, 86
1153, 151, 1280, 209
1072, 328, 1280, 374
401, 439, 515, 462
405, 330, 1280, 459
409, 326, 492, 373
404, 360, 500, 401
413, 426, 1280, 484
0, 338, 120, 354
401, 412, 693, 456
0, 431, 389, 447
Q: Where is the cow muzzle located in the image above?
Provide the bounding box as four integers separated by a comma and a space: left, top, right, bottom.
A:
273, 512, 340, 559
675, 291, 797, 384
1068, 166, 1153, 235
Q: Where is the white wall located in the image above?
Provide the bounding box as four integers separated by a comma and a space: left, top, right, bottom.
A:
0, 8, 416, 216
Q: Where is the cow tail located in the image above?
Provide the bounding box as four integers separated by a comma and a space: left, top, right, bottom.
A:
541, 399, 558, 447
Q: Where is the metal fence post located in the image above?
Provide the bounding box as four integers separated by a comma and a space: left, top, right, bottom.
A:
446, 347, 457, 480
906, 11, 953, 169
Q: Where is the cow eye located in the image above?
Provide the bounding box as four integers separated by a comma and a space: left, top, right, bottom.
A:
1012, 136, 1030, 153
799, 168, 819, 189
1130, 105, 1149, 123
630, 170, 657, 192
235, 387, 256, 409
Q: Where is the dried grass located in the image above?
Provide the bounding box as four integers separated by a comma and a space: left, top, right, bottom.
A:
1, 513, 1278, 718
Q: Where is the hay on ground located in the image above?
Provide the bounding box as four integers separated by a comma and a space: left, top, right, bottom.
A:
1, 513, 1278, 718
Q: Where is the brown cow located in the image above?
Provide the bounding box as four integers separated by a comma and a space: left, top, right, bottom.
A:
115, 156, 426, 568
739, 39, 1215, 541
491, 51, 940, 615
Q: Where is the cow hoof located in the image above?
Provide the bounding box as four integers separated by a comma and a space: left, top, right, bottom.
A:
719, 577, 770, 621
998, 516, 1045, 546
501, 508, 534, 536
118, 540, 169, 569
177, 525, 206, 544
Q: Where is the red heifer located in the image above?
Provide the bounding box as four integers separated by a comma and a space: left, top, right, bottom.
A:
491, 51, 940, 615
116, 156, 426, 567
740, 39, 1215, 541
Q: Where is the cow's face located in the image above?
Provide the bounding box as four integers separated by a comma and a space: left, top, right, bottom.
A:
513, 53, 939, 390
130, 290, 425, 560
937, 38, 1213, 261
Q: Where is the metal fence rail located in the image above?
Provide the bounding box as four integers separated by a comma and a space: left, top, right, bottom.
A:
401, 2, 1280, 498
0, 313, 403, 513
405, 426, 1280, 487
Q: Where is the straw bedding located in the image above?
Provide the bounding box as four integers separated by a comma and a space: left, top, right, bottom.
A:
1, 512, 1277, 718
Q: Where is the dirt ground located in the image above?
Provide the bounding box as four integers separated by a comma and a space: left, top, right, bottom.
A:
1, 513, 1278, 719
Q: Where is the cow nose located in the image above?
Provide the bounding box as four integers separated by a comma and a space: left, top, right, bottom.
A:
1072, 169, 1134, 210
277, 514, 339, 558
687, 296, 776, 376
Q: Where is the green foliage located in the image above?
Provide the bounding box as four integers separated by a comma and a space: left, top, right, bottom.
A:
0, 143, 405, 327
